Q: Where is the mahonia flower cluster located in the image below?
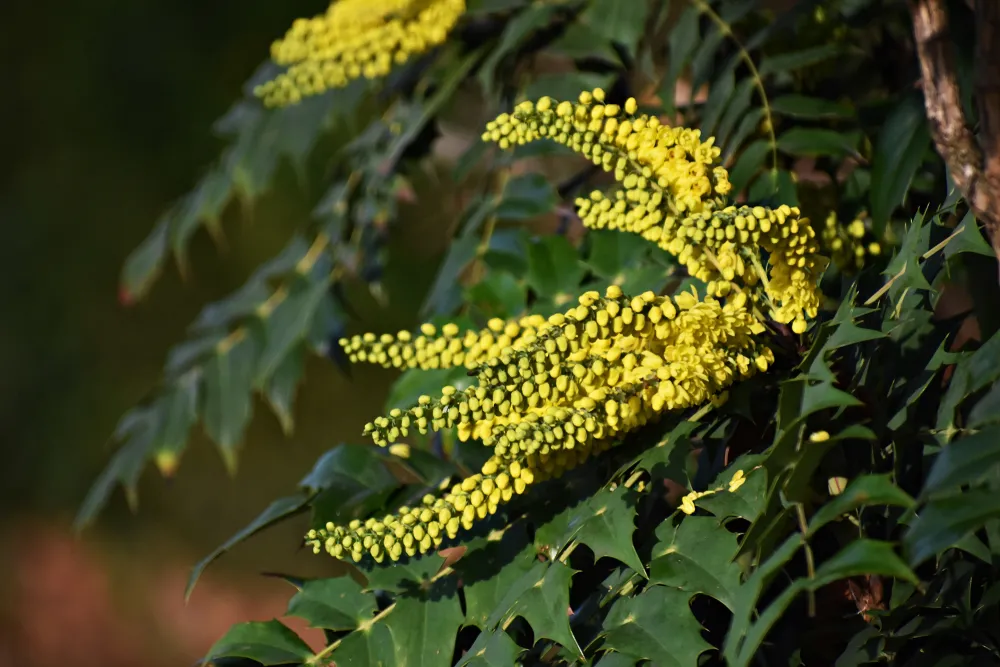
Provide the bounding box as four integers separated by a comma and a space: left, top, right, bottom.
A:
481, 89, 826, 333
820, 211, 882, 273
254, 0, 465, 107
307, 286, 775, 562
679, 468, 754, 514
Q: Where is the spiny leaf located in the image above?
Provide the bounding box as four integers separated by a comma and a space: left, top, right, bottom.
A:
287, 576, 377, 632
265, 344, 305, 436
769, 94, 854, 119
573, 487, 646, 575
777, 127, 859, 159
328, 621, 395, 667
905, 487, 1000, 566
458, 525, 535, 628
487, 561, 582, 656
758, 43, 843, 75
807, 475, 915, 537
455, 629, 524, 666
151, 370, 199, 475
203, 620, 313, 666
120, 218, 169, 304
649, 515, 742, 610
600, 585, 712, 666
580, 0, 649, 58
383, 579, 464, 667
202, 331, 260, 473
921, 426, 1000, 498
254, 273, 330, 388
936, 329, 1000, 439
526, 235, 584, 301
495, 173, 557, 221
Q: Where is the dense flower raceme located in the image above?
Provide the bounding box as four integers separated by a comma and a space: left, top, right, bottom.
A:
254, 0, 465, 107
482, 89, 827, 334
307, 286, 776, 562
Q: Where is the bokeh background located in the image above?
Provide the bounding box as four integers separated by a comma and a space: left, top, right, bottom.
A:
0, 2, 459, 664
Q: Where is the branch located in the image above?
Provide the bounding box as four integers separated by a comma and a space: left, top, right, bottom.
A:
908, 0, 1000, 267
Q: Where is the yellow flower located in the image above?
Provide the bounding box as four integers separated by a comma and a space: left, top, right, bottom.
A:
254, 0, 466, 107
728, 469, 746, 492
388, 443, 411, 459
809, 430, 830, 442
482, 89, 825, 329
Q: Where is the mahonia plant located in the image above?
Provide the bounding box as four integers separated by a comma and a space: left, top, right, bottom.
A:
820, 210, 884, 273
305, 88, 827, 564
254, 0, 466, 107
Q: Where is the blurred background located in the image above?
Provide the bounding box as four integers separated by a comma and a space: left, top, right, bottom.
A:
0, 2, 458, 664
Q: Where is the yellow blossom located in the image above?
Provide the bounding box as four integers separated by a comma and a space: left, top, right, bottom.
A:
254, 0, 466, 107
809, 430, 830, 442
728, 469, 746, 492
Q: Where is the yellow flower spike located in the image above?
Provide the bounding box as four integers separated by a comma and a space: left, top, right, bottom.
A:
255, 0, 467, 107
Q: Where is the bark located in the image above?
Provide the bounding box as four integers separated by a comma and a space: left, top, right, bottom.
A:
909, 0, 1000, 267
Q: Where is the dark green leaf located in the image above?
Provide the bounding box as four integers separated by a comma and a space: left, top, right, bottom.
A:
151, 370, 199, 473
254, 274, 329, 387
777, 128, 859, 159
496, 173, 557, 221
204, 620, 313, 666
329, 621, 395, 666
659, 7, 701, 116
807, 475, 915, 536
574, 487, 646, 574
769, 95, 855, 119
729, 140, 770, 195
698, 459, 768, 522
459, 525, 535, 628
969, 383, 1000, 428
420, 232, 480, 318
203, 332, 260, 472
943, 211, 995, 259
186, 493, 311, 599
870, 94, 930, 234
287, 576, 376, 631
758, 43, 843, 75
715, 79, 754, 156
526, 235, 584, 301
549, 23, 619, 62
922, 426, 1000, 497
581, 0, 650, 57
487, 561, 582, 656
813, 539, 918, 584
478, 4, 557, 93
383, 581, 464, 667
455, 629, 524, 666
120, 218, 169, 303
265, 344, 305, 436
601, 586, 712, 665
936, 329, 1000, 438
650, 516, 742, 610
467, 269, 527, 319
905, 487, 1000, 566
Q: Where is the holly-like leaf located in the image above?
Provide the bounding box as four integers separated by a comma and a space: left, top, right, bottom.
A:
287, 576, 377, 631
459, 526, 535, 628
649, 516, 742, 610
769, 94, 854, 119
526, 235, 584, 301
600, 586, 712, 666
495, 173, 557, 221
254, 273, 330, 387
455, 629, 524, 666
921, 426, 1000, 498
777, 128, 859, 159
203, 620, 313, 666
572, 487, 646, 575
202, 331, 260, 473
383, 580, 464, 667
936, 329, 1000, 439
580, 0, 649, 57
329, 621, 395, 667
904, 487, 1000, 566
807, 475, 915, 536
487, 561, 582, 656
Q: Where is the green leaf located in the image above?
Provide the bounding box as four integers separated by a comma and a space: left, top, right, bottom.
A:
487, 561, 582, 656
523, 72, 617, 105
170, 165, 232, 269
649, 516, 742, 610
120, 218, 169, 303
420, 231, 480, 318
936, 329, 1000, 438
455, 629, 524, 666
699, 458, 768, 522
526, 235, 584, 301
186, 493, 311, 600
203, 332, 260, 472
922, 426, 1000, 497
905, 487, 1000, 566
807, 475, 915, 537
769, 95, 855, 119
574, 487, 646, 574
580, 0, 650, 57
265, 343, 305, 436
329, 621, 395, 666
943, 211, 995, 259
287, 576, 376, 631
777, 128, 858, 158
969, 383, 1000, 428
549, 23, 619, 63
600, 586, 712, 665
478, 4, 557, 93
870, 94, 930, 234
496, 173, 557, 221
593, 653, 637, 667
383, 581, 464, 667
459, 525, 535, 628
385, 366, 473, 413
150, 370, 199, 473
729, 140, 770, 195
758, 43, 843, 75
204, 620, 313, 666
586, 230, 654, 282
467, 269, 527, 319
362, 554, 447, 594
659, 7, 701, 116
254, 274, 329, 387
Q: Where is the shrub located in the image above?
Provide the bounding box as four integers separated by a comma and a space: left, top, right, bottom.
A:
80, 0, 1000, 665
